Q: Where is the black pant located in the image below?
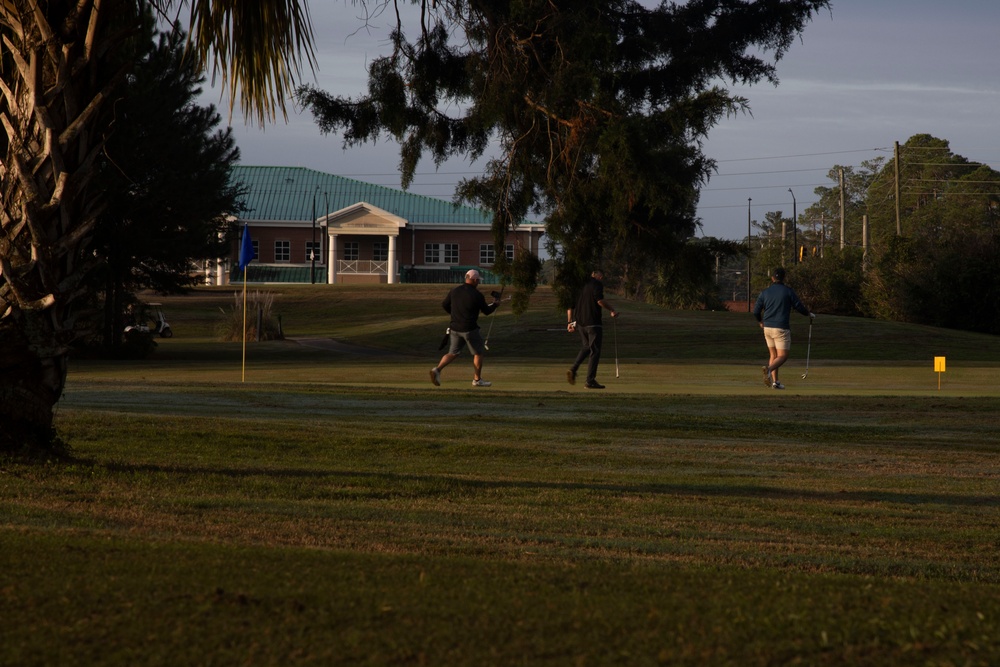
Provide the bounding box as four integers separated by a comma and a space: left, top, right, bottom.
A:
572, 325, 603, 383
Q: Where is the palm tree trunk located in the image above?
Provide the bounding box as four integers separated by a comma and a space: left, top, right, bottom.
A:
2, 0, 315, 453
0, 0, 134, 453
0, 324, 67, 448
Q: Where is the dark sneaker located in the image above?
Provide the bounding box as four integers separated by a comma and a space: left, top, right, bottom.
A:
567, 369, 576, 385
762, 365, 772, 387
585, 381, 605, 389
430, 368, 441, 386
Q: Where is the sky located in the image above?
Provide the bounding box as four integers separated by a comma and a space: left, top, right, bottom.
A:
201, 0, 1000, 241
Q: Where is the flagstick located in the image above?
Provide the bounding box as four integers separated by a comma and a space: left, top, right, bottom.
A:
241, 269, 248, 382
238, 223, 253, 383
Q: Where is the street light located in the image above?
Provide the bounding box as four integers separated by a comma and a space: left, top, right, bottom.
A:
310, 186, 318, 284
788, 188, 797, 264
323, 191, 329, 283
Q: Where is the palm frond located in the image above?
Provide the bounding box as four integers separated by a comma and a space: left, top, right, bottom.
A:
182, 0, 317, 124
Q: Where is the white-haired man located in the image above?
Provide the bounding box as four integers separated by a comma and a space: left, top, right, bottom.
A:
430, 269, 500, 387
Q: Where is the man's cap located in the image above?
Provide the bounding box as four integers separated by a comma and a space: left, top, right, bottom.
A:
772, 267, 786, 281
465, 269, 481, 281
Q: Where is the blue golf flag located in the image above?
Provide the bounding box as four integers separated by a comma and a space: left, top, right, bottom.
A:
238, 224, 253, 271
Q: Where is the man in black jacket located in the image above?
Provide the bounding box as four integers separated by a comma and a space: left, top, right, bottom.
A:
430, 269, 500, 387
566, 269, 618, 389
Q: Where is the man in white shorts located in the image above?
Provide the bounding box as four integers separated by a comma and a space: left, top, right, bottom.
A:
752, 267, 814, 389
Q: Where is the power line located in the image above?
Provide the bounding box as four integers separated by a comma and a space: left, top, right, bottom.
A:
907, 179, 1000, 184
902, 161, 994, 168
703, 182, 829, 193
700, 201, 814, 211
712, 167, 832, 177
715, 148, 889, 162
905, 191, 1000, 197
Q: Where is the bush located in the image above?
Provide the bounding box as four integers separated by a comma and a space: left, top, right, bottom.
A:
217, 290, 284, 342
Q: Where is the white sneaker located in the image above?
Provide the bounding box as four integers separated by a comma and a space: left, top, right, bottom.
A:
772, 381, 785, 390
430, 368, 440, 386
472, 379, 492, 387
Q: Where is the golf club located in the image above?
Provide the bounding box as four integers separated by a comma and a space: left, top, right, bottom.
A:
483, 287, 508, 351
801, 316, 814, 379
613, 315, 620, 378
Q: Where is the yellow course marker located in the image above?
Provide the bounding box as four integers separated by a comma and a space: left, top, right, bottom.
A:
934, 356, 946, 390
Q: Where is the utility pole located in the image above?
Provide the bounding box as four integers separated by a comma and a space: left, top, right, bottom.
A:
839, 168, 846, 250
781, 219, 787, 265
788, 188, 797, 264
862, 214, 869, 270
894, 141, 902, 236
746, 198, 752, 312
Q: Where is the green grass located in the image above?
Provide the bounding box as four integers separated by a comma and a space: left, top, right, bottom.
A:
4, 285, 1000, 665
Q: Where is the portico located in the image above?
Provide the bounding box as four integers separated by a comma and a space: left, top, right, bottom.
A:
323, 202, 406, 284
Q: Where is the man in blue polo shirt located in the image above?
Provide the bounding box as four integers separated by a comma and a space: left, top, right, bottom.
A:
753, 267, 814, 389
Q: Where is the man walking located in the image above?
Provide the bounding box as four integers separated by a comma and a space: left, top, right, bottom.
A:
430, 269, 500, 387
566, 269, 618, 389
753, 267, 814, 389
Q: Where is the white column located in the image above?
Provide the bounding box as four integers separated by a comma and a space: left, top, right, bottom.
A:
387, 234, 398, 284
328, 234, 338, 284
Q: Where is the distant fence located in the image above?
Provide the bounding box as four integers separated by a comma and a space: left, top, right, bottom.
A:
230, 264, 499, 285
399, 266, 499, 284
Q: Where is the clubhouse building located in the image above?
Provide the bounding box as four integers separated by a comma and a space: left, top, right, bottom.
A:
213, 165, 545, 285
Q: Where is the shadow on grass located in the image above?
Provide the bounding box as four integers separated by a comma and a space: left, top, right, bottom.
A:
102, 460, 1000, 507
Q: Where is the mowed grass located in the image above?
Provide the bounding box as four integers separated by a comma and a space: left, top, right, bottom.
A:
4, 285, 1000, 666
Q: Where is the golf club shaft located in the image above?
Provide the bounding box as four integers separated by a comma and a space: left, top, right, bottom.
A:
484, 316, 495, 349
802, 320, 812, 378
483, 288, 507, 349
614, 317, 620, 378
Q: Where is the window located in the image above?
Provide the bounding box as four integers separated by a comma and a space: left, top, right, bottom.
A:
274, 240, 290, 262
251, 240, 259, 261
480, 243, 515, 265
343, 242, 359, 261
373, 241, 388, 261
480, 244, 495, 265
425, 243, 459, 264
305, 241, 322, 262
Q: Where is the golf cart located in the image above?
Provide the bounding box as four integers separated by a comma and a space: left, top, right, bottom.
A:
124, 302, 173, 338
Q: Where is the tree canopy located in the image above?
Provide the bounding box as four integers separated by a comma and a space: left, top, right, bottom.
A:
0, 0, 315, 454
863, 135, 1000, 332
761, 134, 1000, 334
298, 0, 832, 305
91, 20, 243, 353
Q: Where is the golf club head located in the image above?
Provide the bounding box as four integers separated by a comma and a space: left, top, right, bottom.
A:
801, 371, 808, 379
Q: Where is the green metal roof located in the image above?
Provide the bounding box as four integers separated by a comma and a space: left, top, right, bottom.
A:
231, 165, 496, 226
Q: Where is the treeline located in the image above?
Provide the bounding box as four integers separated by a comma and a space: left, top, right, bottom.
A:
714, 134, 1000, 335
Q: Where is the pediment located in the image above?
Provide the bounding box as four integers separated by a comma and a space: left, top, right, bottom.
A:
323, 202, 407, 233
